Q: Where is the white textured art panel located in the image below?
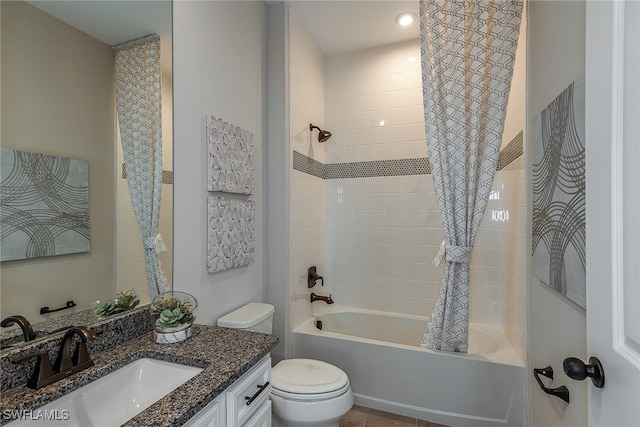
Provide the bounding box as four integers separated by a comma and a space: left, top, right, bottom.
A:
207, 197, 255, 273
206, 115, 255, 194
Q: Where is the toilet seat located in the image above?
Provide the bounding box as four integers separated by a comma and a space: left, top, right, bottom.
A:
271, 381, 350, 401
271, 358, 350, 401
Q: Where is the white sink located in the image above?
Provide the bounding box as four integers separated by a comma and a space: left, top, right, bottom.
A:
7, 358, 203, 426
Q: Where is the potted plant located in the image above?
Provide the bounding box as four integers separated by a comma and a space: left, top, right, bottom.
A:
151, 291, 197, 343
92, 289, 140, 319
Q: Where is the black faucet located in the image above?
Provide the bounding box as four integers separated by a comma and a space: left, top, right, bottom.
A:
1, 315, 37, 343
13, 326, 97, 389
310, 293, 334, 304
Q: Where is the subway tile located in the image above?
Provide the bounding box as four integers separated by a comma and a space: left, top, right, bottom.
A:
324, 98, 339, 116
469, 302, 501, 324
384, 193, 404, 210
117, 242, 144, 261
469, 266, 501, 286
383, 210, 404, 227
469, 284, 502, 305
367, 126, 387, 144
368, 144, 387, 161
354, 94, 369, 113
368, 109, 387, 128
368, 54, 387, 77
387, 88, 423, 109
386, 105, 424, 126
337, 113, 353, 131
369, 74, 387, 93
353, 112, 370, 130
369, 92, 387, 111
386, 122, 427, 143
354, 78, 369, 96
338, 96, 354, 115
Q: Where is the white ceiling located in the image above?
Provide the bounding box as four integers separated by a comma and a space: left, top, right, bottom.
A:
26, 1, 419, 56
26, 1, 171, 47
285, 1, 420, 56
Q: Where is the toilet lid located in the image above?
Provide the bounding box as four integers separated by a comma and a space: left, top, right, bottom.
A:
271, 359, 349, 396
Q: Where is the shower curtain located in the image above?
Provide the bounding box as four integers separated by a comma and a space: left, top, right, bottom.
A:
114, 34, 168, 300
419, 0, 522, 352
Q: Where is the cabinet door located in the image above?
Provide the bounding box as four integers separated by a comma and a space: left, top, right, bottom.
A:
242, 400, 271, 427
183, 395, 224, 427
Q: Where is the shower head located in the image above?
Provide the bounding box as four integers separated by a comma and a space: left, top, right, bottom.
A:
309, 123, 332, 143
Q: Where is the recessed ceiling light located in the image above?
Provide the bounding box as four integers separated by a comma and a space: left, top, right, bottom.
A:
396, 12, 416, 27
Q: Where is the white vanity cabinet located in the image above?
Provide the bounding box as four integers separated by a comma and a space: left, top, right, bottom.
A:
184, 356, 271, 427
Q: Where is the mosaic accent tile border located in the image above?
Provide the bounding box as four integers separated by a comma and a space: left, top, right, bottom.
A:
293, 132, 524, 180
122, 164, 173, 184
292, 150, 323, 179
324, 157, 431, 179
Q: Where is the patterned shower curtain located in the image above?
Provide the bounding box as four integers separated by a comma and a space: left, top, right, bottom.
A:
419, 0, 522, 352
113, 34, 168, 300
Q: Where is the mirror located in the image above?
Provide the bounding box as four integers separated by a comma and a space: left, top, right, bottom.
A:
0, 0, 173, 350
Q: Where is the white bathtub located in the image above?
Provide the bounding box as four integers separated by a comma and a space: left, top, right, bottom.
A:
292, 308, 526, 427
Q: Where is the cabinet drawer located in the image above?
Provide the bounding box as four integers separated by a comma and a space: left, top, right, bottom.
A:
242, 400, 271, 427
226, 356, 271, 426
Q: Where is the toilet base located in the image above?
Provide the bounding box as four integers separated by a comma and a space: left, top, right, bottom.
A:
270, 387, 354, 427
271, 413, 339, 427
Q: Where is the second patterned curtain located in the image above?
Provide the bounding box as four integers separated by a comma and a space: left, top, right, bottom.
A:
419, 0, 523, 352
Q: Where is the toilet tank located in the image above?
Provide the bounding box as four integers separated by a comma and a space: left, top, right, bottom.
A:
217, 303, 275, 334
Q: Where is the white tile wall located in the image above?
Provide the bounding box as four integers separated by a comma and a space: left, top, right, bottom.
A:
498, 15, 527, 363
289, 12, 325, 331
321, 39, 524, 331
325, 41, 426, 164
290, 34, 526, 362
496, 168, 527, 364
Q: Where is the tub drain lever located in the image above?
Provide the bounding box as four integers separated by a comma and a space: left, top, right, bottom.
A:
533, 366, 570, 403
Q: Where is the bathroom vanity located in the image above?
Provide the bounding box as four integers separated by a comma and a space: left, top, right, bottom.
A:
0, 309, 278, 426
184, 355, 272, 427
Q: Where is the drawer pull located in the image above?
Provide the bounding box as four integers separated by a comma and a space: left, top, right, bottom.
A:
244, 381, 269, 406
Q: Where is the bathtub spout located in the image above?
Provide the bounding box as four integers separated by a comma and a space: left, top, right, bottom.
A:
310, 293, 334, 304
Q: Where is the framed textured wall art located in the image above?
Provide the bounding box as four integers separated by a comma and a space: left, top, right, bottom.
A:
207, 197, 255, 273
206, 115, 255, 195
1, 149, 90, 261
532, 75, 586, 309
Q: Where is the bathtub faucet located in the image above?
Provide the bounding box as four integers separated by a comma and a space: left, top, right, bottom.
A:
310, 293, 334, 304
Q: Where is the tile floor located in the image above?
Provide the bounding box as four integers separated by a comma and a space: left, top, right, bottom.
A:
340, 406, 450, 427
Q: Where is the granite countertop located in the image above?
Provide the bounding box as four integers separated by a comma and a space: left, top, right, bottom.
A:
1, 310, 98, 350
0, 325, 279, 426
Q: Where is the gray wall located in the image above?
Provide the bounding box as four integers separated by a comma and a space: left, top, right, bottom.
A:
172, 1, 269, 327
527, 1, 587, 425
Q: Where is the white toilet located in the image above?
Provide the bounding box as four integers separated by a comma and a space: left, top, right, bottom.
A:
217, 303, 354, 427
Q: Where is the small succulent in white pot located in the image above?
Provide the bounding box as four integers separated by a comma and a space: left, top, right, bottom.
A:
156, 308, 184, 329
151, 292, 197, 342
